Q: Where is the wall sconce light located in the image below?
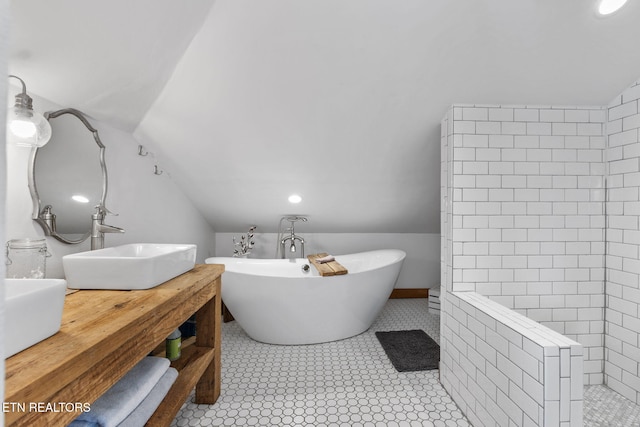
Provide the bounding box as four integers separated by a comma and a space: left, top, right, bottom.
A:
6, 75, 52, 148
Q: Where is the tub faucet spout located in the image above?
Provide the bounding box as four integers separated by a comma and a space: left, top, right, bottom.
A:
281, 234, 305, 258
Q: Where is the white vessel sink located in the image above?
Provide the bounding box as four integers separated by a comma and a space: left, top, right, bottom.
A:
4, 278, 67, 358
62, 243, 197, 290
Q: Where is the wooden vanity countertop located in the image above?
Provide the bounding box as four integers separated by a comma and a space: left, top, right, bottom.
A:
4, 263, 224, 427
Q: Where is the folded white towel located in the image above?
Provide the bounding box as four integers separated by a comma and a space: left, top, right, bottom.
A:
69, 356, 170, 427
117, 367, 178, 427
316, 255, 335, 264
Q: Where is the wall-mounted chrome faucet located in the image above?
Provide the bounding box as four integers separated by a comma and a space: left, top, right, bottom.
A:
279, 216, 307, 259
91, 206, 124, 250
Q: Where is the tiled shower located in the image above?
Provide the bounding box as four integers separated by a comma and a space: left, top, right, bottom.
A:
439, 78, 640, 425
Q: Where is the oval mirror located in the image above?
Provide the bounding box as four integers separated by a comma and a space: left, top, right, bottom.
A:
28, 108, 108, 244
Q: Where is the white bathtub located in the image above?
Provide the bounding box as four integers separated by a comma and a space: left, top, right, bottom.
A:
205, 249, 406, 345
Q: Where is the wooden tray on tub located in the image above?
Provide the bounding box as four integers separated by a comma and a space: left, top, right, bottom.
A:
307, 253, 348, 276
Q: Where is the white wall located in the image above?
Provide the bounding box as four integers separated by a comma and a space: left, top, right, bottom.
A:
605, 78, 640, 405
5, 89, 215, 278
215, 231, 440, 289
1, 0, 8, 414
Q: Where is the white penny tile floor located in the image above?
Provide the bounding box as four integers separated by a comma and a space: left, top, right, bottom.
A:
584, 384, 640, 427
172, 298, 640, 427
172, 299, 469, 427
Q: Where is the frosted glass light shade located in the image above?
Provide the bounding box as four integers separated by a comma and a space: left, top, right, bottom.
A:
7, 106, 52, 147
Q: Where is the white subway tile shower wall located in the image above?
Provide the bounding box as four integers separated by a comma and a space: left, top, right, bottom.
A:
448, 104, 606, 386
439, 104, 609, 426
606, 79, 640, 406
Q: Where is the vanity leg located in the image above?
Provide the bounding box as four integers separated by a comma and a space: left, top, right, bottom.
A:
194, 277, 222, 403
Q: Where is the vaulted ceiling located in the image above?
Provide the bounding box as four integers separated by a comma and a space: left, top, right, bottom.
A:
8, 0, 640, 232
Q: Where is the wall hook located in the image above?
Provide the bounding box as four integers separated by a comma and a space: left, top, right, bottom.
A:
138, 145, 148, 156
154, 165, 163, 175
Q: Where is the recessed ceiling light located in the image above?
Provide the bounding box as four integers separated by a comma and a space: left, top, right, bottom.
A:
597, 0, 628, 15
72, 194, 90, 203
288, 194, 302, 204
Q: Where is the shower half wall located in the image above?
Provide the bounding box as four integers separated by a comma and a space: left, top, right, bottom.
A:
440, 77, 640, 426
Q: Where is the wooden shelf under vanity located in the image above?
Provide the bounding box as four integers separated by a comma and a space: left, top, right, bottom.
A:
4, 263, 224, 427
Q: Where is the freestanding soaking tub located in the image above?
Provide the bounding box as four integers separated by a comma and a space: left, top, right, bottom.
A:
205, 249, 406, 345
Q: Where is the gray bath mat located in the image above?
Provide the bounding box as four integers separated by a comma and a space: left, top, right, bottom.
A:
375, 329, 440, 372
